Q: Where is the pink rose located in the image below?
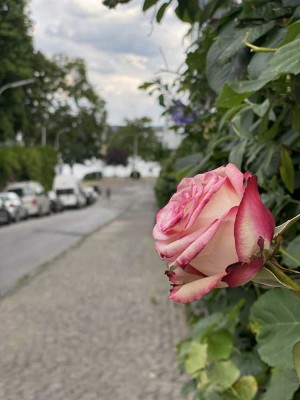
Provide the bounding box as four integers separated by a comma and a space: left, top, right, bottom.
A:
153, 164, 275, 303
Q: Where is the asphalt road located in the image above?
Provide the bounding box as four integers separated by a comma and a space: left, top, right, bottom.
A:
0, 185, 141, 296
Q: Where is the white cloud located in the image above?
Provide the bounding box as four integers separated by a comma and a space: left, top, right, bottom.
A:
30, 0, 188, 124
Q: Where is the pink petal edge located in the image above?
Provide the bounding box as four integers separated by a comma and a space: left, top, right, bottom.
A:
234, 176, 275, 262
168, 273, 226, 303
222, 256, 264, 287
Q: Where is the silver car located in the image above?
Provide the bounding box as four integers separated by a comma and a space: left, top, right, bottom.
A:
0, 198, 11, 225
6, 181, 51, 217
0, 192, 27, 221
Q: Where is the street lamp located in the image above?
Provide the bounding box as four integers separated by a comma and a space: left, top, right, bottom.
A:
55, 128, 70, 152
0, 78, 35, 96
131, 132, 143, 179
132, 132, 139, 173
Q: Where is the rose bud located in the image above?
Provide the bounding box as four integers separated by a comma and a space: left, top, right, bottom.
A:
153, 164, 275, 303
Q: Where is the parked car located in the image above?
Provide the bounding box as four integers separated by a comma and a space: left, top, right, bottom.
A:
6, 181, 51, 217
0, 192, 27, 221
0, 198, 11, 225
48, 191, 64, 213
53, 175, 86, 209
82, 186, 98, 206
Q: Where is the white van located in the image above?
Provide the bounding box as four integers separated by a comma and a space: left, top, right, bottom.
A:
53, 175, 86, 209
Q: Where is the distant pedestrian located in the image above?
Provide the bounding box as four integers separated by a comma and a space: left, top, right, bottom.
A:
106, 187, 111, 199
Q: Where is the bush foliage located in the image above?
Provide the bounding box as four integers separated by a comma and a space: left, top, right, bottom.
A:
105, 0, 300, 398
0, 147, 57, 190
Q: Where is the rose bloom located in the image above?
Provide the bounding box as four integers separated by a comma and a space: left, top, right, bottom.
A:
153, 164, 275, 303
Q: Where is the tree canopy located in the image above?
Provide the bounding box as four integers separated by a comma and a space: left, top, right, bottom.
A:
0, 0, 107, 164
106, 117, 168, 162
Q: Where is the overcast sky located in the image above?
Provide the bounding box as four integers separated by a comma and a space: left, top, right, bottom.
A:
30, 0, 188, 125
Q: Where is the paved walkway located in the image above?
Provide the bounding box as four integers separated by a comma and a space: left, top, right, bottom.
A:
0, 183, 189, 400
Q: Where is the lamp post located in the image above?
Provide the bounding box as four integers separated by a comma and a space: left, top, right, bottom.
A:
55, 128, 70, 152
131, 132, 143, 179
132, 132, 139, 173
0, 78, 35, 96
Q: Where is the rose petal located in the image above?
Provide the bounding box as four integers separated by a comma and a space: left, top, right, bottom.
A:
156, 201, 184, 232
176, 206, 238, 268
189, 178, 241, 234
234, 176, 275, 262
225, 163, 245, 195
190, 206, 238, 276
222, 257, 264, 287
168, 273, 226, 303
184, 175, 225, 232
155, 225, 208, 262
166, 265, 205, 285
153, 224, 179, 241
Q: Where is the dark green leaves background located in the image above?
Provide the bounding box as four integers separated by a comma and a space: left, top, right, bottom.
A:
103, 0, 300, 397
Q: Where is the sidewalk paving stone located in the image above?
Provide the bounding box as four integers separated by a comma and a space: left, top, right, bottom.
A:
0, 184, 190, 400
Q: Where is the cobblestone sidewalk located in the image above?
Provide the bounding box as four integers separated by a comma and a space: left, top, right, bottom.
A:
0, 184, 189, 400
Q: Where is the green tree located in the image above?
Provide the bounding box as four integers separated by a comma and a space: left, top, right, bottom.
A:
0, 1, 108, 160
44, 56, 107, 164
0, 0, 34, 141
106, 117, 167, 161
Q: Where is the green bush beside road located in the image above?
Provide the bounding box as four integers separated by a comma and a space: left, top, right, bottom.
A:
0, 147, 57, 190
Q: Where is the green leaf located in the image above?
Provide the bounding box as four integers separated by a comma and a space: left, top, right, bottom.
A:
224, 376, 258, 400
271, 38, 300, 75
292, 103, 300, 132
280, 147, 294, 193
206, 21, 276, 93
209, 360, 240, 390
231, 350, 266, 378
252, 267, 290, 288
242, 1, 290, 19
142, 0, 158, 11
219, 105, 247, 130
207, 330, 233, 361
230, 75, 273, 94
176, 152, 204, 181
294, 5, 300, 18
216, 84, 251, 108
181, 379, 197, 396
250, 98, 271, 117
263, 367, 299, 400
176, 152, 203, 170
156, 2, 170, 23
158, 94, 164, 106
174, 0, 200, 23
282, 235, 300, 269
203, 387, 222, 400
274, 213, 300, 237
283, 0, 300, 6
231, 38, 300, 95
247, 28, 287, 80
228, 140, 247, 170
177, 339, 192, 360
192, 313, 223, 340
250, 289, 300, 369
185, 342, 208, 375
293, 341, 300, 382
280, 20, 300, 46
138, 81, 155, 90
